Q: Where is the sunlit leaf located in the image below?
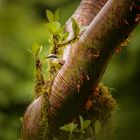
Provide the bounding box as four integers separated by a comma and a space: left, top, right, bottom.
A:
45, 22, 61, 33
54, 9, 60, 21
46, 9, 54, 22
60, 122, 78, 134
58, 32, 69, 41
31, 42, 42, 57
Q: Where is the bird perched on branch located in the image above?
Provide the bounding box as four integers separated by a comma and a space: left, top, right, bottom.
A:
46, 54, 65, 69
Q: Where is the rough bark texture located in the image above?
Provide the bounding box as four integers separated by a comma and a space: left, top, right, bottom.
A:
22, 0, 140, 139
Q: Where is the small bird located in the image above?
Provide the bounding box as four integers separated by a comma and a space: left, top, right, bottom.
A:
46, 54, 65, 69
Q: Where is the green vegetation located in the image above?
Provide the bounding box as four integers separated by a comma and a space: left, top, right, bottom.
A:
0, 0, 140, 140
59, 115, 91, 140
45, 9, 80, 80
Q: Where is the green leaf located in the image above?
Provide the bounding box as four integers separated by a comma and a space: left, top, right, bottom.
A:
79, 115, 91, 133
59, 32, 69, 41
60, 122, 78, 134
46, 9, 54, 22
45, 21, 61, 33
69, 123, 78, 134
31, 42, 42, 57
95, 120, 101, 135
79, 115, 84, 133
62, 32, 69, 40
83, 120, 91, 130
54, 9, 60, 21
60, 124, 70, 131
71, 17, 80, 36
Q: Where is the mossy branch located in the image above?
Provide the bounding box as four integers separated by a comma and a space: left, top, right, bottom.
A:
21, 0, 140, 139
48, 0, 139, 135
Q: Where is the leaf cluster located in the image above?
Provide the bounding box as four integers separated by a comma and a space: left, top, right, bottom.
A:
45, 10, 69, 47
60, 115, 91, 135
30, 42, 43, 59
45, 9, 80, 54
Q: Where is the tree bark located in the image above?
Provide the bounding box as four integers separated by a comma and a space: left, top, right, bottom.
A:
63, 0, 108, 60
48, 0, 139, 135
22, 0, 140, 139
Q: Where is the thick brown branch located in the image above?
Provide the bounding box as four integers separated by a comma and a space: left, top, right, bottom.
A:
22, 0, 108, 139
48, 0, 139, 136
63, 0, 108, 60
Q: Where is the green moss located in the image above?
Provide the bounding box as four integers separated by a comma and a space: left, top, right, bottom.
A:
38, 95, 50, 140
97, 83, 117, 112
91, 83, 118, 140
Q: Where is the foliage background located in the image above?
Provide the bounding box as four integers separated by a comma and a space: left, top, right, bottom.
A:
0, 0, 140, 139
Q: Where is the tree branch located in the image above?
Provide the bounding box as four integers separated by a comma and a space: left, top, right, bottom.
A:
48, 0, 139, 135
21, 0, 140, 139
63, 0, 108, 60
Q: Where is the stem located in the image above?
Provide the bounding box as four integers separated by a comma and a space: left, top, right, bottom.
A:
59, 35, 78, 48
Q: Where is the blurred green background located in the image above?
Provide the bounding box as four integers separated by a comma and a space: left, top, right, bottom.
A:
0, 0, 140, 140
